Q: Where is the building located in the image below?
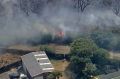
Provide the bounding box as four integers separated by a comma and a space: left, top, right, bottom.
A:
99, 70, 120, 79
21, 51, 54, 79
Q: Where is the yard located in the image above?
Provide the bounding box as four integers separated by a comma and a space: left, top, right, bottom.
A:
4, 44, 72, 79
51, 60, 71, 79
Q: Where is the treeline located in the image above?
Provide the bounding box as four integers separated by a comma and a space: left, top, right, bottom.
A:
28, 34, 73, 45
90, 27, 120, 51
28, 26, 120, 52
69, 37, 120, 79
17, 0, 120, 16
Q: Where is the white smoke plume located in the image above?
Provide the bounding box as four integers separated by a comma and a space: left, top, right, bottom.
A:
0, 0, 120, 46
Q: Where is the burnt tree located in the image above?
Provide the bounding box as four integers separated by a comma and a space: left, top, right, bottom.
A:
112, 0, 120, 16
102, 0, 112, 7
73, 0, 91, 12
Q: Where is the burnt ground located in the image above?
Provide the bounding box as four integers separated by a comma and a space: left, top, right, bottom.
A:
0, 54, 20, 68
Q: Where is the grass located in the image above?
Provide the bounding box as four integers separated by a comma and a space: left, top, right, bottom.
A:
8, 44, 70, 54
39, 44, 70, 54
51, 60, 70, 71
51, 60, 70, 79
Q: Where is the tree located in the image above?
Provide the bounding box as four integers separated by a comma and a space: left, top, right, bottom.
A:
47, 71, 62, 79
112, 0, 120, 16
92, 48, 110, 66
102, 0, 112, 7
19, 0, 46, 15
70, 38, 98, 58
114, 37, 120, 51
19, 0, 31, 15
70, 56, 97, 79
70, 38, 98, 78
40, 45, 54, 53
70, 56, 90, 73
54, 71, 62, 79
62, 36, 73, 45
90, 31, 113, 50
84, 63, 97, 76
47, 74, 56, 79
73, 0, 91, 12
40, 34, 53, 44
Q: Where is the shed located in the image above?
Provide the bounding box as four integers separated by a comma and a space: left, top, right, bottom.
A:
21, 51, 54, 79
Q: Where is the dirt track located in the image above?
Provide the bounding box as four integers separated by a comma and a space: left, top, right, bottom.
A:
109, 51, 120, 60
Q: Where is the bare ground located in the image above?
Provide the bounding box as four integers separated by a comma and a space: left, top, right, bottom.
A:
109, 51, 120, 60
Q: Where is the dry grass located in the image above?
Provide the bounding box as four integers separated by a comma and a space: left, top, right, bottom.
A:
8, 44, 39, 51
0, 53, 20, 67
8, 44, 70, 54
39, 44, 70, 54
109, 51, 120, 60
48, 44, 70, 54
51, 60, 70, 71
51, 60, 70, 79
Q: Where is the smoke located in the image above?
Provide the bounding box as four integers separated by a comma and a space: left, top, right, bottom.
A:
0, 0, 120, 46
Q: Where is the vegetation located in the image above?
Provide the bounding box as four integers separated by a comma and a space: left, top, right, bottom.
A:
90, 31, 120, 51
40, 34, 53, 44
29, 28, 120, 79
40, 45, 54, 53
70, 38, 98, 58
40, 45, 69, 60
47, 71, 62, 79
92, 48, 110, 66
70, 38, 98, 79
69, 37, 120, 79
73, 0, 92, 12
37, 30, 120, 79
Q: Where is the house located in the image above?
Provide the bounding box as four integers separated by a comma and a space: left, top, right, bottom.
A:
21, 51, 54, 79
99, 70, 120, 79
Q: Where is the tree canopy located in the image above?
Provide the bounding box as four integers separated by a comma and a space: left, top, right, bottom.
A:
70, 38, 98, 58
92, 48, 110, 66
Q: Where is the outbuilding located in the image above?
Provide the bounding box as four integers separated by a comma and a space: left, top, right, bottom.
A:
21, 51, 54, 79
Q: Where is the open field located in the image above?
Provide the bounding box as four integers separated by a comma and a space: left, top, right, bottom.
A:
43, 44, 70, 54
51, 60, 70, 71
7, 44, 71, 55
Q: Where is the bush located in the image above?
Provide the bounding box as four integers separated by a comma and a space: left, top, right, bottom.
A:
40, 34, 53, 44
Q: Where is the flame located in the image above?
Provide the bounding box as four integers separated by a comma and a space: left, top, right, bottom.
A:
57, 31, 64, 37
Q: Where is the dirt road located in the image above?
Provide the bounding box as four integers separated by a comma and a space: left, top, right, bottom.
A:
109, 51, 120, 60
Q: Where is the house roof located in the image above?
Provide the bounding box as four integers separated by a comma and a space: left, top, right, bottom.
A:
21, 51, 54, 77
99, 70, 120, 79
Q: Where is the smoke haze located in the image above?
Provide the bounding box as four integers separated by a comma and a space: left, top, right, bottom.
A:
0, 0, 120, 46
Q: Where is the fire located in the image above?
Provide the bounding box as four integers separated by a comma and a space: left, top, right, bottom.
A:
57, 31, 64, 38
